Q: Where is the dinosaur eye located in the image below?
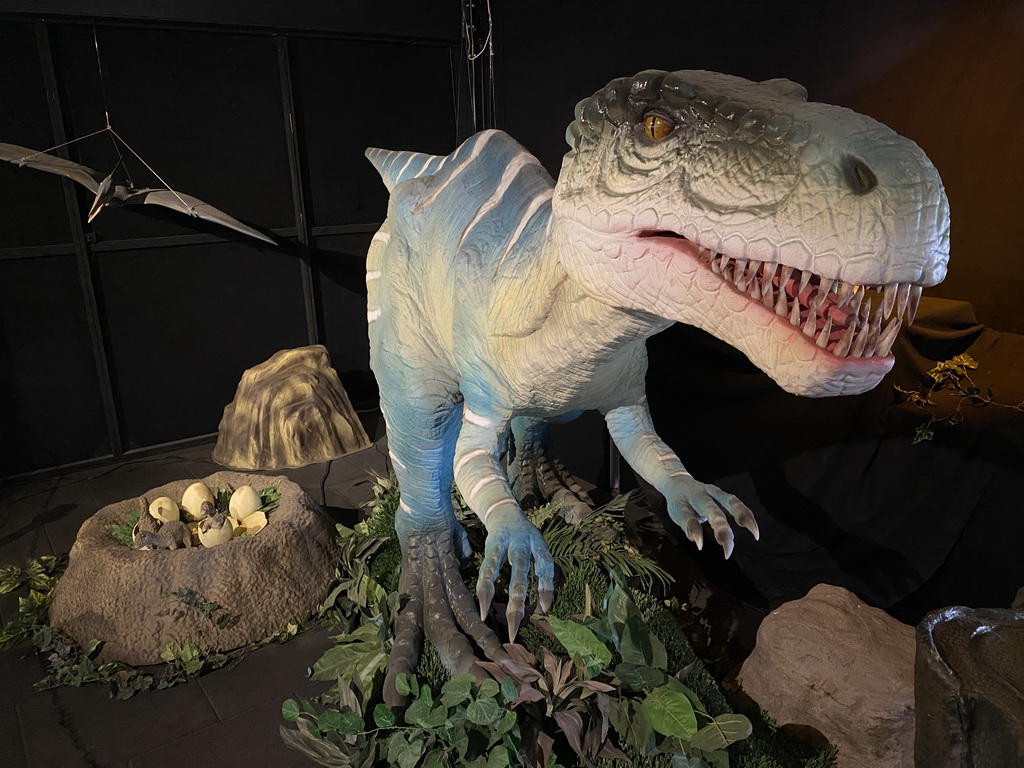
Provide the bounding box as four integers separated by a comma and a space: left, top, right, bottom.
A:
644, 113, 674, 141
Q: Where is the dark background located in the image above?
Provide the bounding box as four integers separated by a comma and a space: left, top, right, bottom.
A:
1, 0, 1022, 617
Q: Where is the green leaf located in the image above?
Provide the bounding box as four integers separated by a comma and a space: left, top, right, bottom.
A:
477, 678, 500, 699
281, 697, 301, 723
0, 565, 22, 594
317, 709, 345, 732
337, 711, 365, 735
615, 663, 666, 691
395, 672, 411, 696
547, 616, 612, 668
499, 676, 518, 702
689, 714, 753, 752
619, 614, 668, 669
642, 686, 697, 740
441, 674, 477, 707
373, 703, 396, 728
486, 746, 511, 768
671, 756, 708, 768
466, 697, 502, 725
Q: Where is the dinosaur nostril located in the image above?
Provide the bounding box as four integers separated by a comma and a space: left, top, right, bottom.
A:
844, 156, 878, 195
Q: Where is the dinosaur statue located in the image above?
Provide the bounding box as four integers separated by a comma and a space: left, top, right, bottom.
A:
364, 69, 949, 702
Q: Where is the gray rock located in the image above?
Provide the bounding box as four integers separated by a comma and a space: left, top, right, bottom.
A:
916, 605, 1024, 768
213, 345, 371, 470
49, 472, 337, 665
740, 583, 915, 768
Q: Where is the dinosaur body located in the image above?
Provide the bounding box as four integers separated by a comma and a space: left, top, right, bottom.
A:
364, 69, 949, 700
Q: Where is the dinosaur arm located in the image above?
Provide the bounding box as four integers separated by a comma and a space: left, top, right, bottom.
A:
453, 407, 554, 634
604, 400, 759, 557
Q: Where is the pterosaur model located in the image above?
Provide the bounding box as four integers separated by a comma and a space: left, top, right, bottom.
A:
0, 142, 274, 245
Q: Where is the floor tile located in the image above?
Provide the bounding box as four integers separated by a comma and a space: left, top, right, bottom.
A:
53, 678, 218, 766
0, 644, 48, 709
17, 690, 93, 768
0, 703, 28, 768
129, 696, 312, 768
196, 628, 335, 721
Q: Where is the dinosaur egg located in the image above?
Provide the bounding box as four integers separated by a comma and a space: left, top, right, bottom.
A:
148, 497, 179, 523
228, 486, 262, 521
181, 483, 215, 520
197, 515, 233, 547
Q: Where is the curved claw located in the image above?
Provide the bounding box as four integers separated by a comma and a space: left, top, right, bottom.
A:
683, 516, 704, 550
538, 588, 554, 614
477, 578, 496, 621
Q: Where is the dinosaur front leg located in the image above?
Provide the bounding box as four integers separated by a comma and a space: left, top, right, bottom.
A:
508, 414, 595, 522
604, 400, 759, 557
453, 409, 555, 639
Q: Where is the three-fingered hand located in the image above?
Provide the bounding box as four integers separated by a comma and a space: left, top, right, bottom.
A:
667, 476, 760, 558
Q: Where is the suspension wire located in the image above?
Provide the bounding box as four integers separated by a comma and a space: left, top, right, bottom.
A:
461, 0, 495, 130
109, 128, 194, 212
461, 0, 477, 133
92, 26, 112, 129
14, 126, 111, 163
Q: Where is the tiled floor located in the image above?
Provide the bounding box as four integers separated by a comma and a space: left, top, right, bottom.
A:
0, 423, 391, 768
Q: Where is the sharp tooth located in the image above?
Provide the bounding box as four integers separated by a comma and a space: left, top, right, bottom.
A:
859, 295, 873, 325
863, 308, 882, 356
761, 283, 775, 308
907, 285, 922, 325
882, 282, 897, 318
820, 278, 836, 296
850, 286, 864, 316
810, 285, 829, 314
896, 282, 911, 320
798, 270, 811, 295
851, 324, 869, 358
874, 317, 903, 357
732, 258, 747, 285
778, 265, 794, 293
747, 277, 760, 298
775, 284, 788, 316
802, 308, 817, 337
788, 296, 801, 326
837, 281, 854, 307
761, 263, 777, 297
742, 259, 760, 289
815, 315, 833, 348
711, 254, 722, 274
834, 322, 856, 357
721, 255, 733, 278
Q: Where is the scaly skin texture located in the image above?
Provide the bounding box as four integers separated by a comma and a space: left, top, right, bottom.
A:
363, 69, 949, 703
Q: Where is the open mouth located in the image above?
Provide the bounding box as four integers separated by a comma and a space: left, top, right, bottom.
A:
639, 230, 922, 360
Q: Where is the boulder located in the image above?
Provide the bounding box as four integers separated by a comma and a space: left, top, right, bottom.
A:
49, 472, 337, 665
213, 345, 371, 470
916, 605, 1024, 767
740, 583, 915, 768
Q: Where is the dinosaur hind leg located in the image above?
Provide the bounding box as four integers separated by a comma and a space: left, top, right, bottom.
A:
379, 386, 509, 706
508, 414, 595, 523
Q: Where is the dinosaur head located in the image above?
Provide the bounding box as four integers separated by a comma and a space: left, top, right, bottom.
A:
552, 69, 949, 397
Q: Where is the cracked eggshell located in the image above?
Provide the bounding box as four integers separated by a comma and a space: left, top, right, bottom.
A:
148, 497, 179, 523
228, 486, 262, 521
240, 510, 267, 535
181, 482, 215, 520
197, 520, 233, 547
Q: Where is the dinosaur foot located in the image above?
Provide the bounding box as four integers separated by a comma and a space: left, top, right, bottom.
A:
384, 525, 511, 707
510, 437, 595, 524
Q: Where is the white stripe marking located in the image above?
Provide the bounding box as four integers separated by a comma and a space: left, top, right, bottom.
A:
399, 500, 413, 514
454, 447, 489, 475
372, 231, 391, 243
367, 308, 382, 322
463, 408, 494, 428
365, 270, 382, 281
468, 475, 501, 502
657, 451, 676, 462
494, 189, 553, 272
388, 450, 406, 470
668, 470, 693, 478
456, 152, 540, 252
395, 153, 416, 181
417, 131, 497, 211
483, 498, 517, 522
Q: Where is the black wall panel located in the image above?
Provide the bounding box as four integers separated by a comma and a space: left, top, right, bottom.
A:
293, 38, 465, 228
0, 255, 109, 475
94, 241, 308, 448
0, 22, 72, 248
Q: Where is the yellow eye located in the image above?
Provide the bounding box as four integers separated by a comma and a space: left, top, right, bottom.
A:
644, 113, 674, 141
